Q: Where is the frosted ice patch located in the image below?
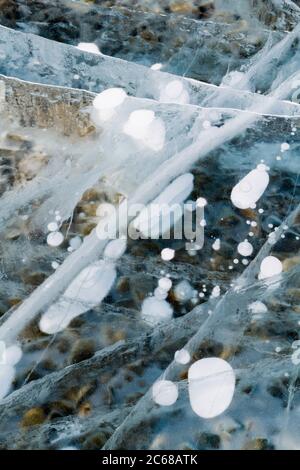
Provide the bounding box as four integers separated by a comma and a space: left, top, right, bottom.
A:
47, 231, 64, 247
259, 256, 282, 279
174, 349, 191, 365
237, 240, 253, 257
231, 165, 269, 210
152, 380, 178, 406
76, 42, 101, 55
141, 297, 173, 325
188, 358, 235, 419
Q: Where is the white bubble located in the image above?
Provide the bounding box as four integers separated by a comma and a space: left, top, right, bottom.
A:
174, 349, 190, 365
47, 231, 64, 247
76, 42, 101, 55
165, 80, 183, 98
47, 222, 58, 232
152, 380, 178, 406
5, 345, 22, 366
158, 277, 172, 291
259, 256, 282, 279
154, 287, 168, 300
123, 109, 165, 151
196, 197, 207, 208
281, 142, 290, 152
211, 285, 220, 298
104, 238, 127, 261
203, 120, 211, 129
159, 80, 189, 104
231, 166, 269, 209
123, 109, 155, 139
212, 238, 221, 251
188, 358, 235, 419
93, 88, 126, 111
237, 240, 253, 257
248, 301, 268, 314
161, 248, 175, 261
141, 297, 173, 325
174, 280, 194, 302
51, 261, 59, 270
69, 236, 82, 251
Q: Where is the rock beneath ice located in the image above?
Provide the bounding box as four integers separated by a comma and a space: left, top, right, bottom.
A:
188, 358, 235, 419
231, 165, 269, 210
152, 380, 178, 406
259, 256, 282, 279
141, 297, 173, 325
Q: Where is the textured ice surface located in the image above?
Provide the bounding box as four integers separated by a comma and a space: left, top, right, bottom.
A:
0, 0, 299, 452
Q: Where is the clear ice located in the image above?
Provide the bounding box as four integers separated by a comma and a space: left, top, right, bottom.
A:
0, 0, 299, 452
